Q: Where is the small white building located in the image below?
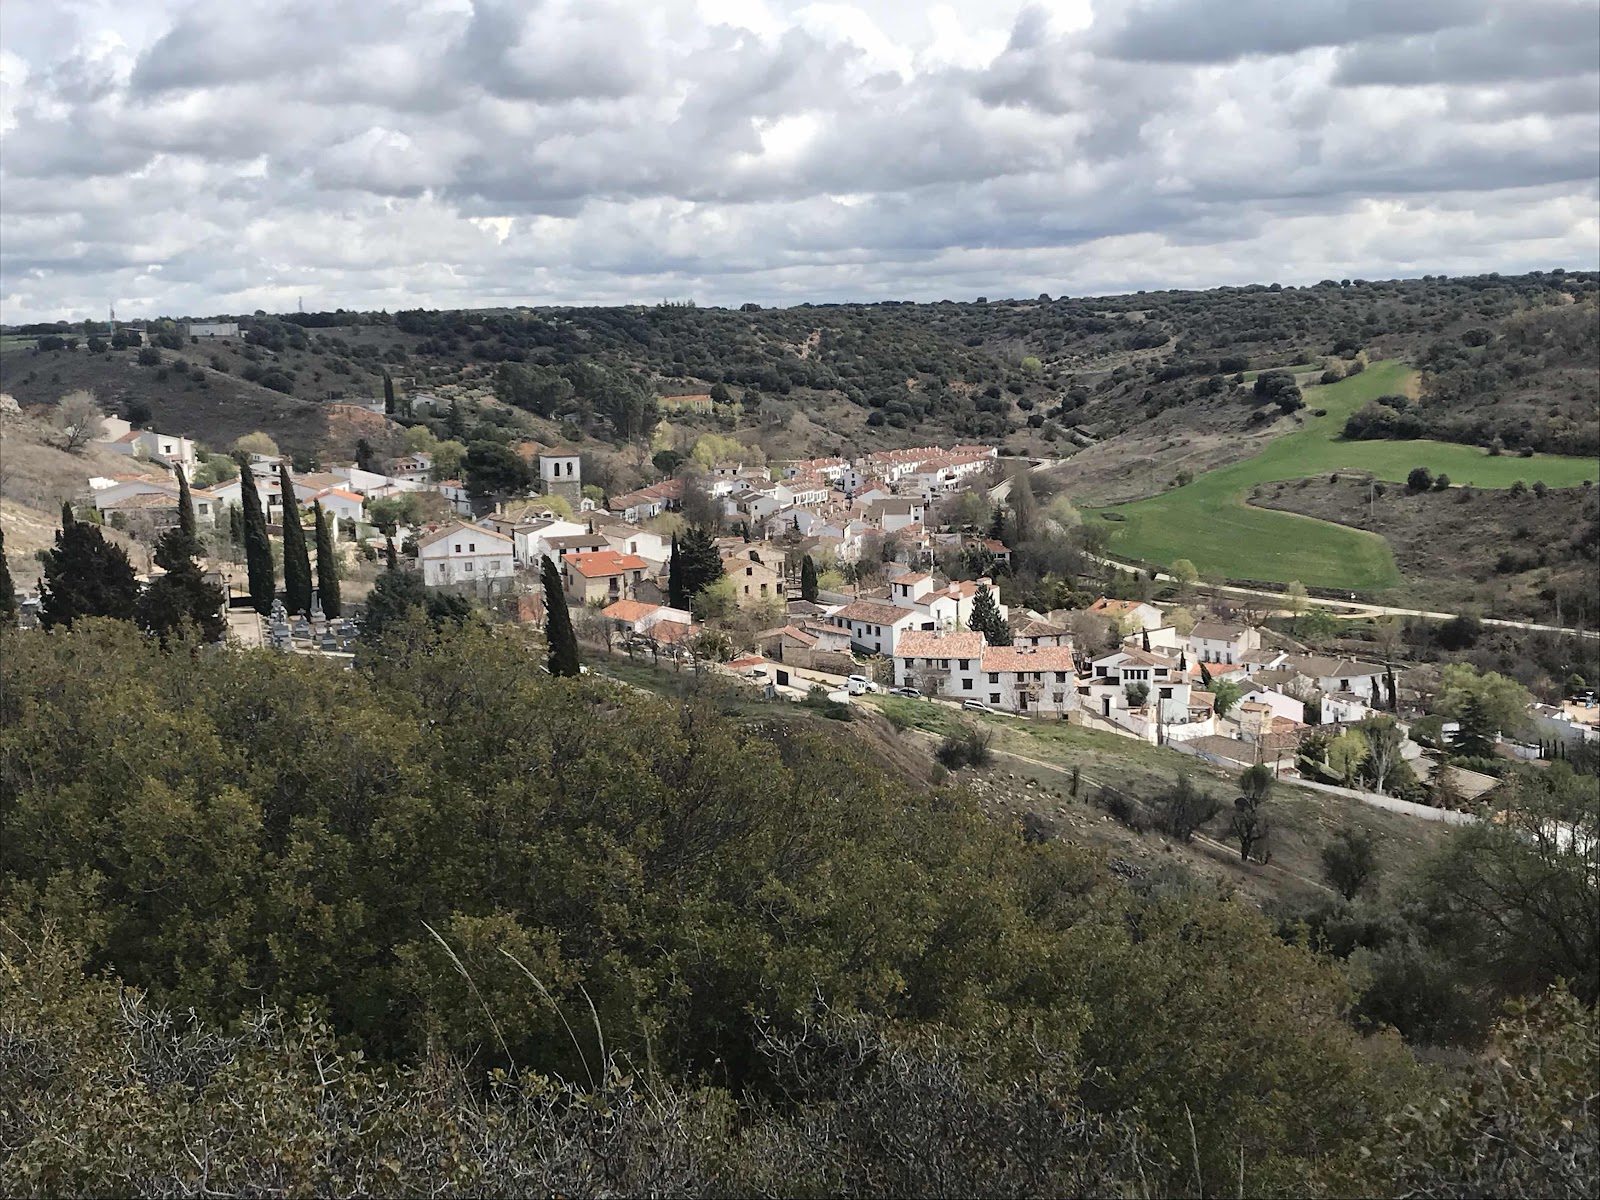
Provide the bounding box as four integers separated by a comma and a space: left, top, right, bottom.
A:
418, 522, 516, 589
187, 321, 239, 339
1086, 597, 1166, 632
538, 451, 582, 502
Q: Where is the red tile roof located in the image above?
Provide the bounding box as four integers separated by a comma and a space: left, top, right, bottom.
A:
894, 630, 985, 659
564, 550, 649, 578
981, 646, 1078, 673
602, 599, 660, 623
831, 600, 917, 625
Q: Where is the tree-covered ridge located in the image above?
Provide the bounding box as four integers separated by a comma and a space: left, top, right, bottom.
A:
0, 619, 1595, 1196
0, 620, 1410, 1184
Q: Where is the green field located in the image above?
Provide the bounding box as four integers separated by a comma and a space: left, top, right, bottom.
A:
1092, 361, 1599, 590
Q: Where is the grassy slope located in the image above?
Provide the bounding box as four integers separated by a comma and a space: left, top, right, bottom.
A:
1092, 362, 1597, 590
867, 695, 1450, 906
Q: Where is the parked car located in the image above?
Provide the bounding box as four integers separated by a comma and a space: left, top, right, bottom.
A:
889, 686, 921, 698
961, 699, 992, 713
846, 674, 880, 696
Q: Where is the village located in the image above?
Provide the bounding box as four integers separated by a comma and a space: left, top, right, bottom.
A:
28, 404, 1595, 821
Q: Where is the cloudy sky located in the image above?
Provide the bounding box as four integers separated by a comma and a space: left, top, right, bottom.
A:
2, 0, 1597, 322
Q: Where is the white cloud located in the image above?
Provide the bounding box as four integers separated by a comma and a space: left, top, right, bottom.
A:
0, 0, 1595, 321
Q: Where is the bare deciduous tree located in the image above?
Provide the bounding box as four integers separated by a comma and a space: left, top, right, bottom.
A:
54, 390, 105, 453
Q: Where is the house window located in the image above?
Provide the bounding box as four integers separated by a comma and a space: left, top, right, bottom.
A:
465, 561, 474, 572
1052, 692, 1064, 704
1054, 672, 1067, 682
961, 678, 972, 691
1340, 679, 1349, 691
1159, 687, 1172, 699
454, 544, 461, 553
988, 672, 999, 684
959, 659, 970, 670
746, 567, 753, 576
491, 560, 501, 571
989, 693, 1000, 705
469, 543, 476, 552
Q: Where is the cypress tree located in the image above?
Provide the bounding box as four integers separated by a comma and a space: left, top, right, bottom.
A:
801, 554, 818, 603
228, 503, 245, 559
1200, 661, 1213, 687
1141, 628, 1151, 652
313, 501, 341, 618
0, 524, 16, 626
238, 464, 275, 614
278, 464, 313, 615
39, 502, 139, 629
137, 521, 225, 643
542, 554, 581, 677
385, 535, 398, 571
667, 534, 684, 609
383, 370, 396, 416
175, 465, 196, 539
1384, 666, 1398, 711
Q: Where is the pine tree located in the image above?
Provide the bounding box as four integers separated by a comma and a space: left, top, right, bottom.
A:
677, 526, 724, 602
238, 464, 275, 614
39, 502, 139, 629
313, 501, 341, 618
1449, 693, 1496, 758
667, 534, 684, 609
0, 524, 16, 626
137, 522, 225, 643
801, 554, 818, 603
278, 465, 313, 615
967, 583, 1011, 647
542, 555, 581, 677
175, 466, 196, 539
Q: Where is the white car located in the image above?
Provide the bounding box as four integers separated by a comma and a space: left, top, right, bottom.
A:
846, 674, 879, 695
961, 699, 991, 713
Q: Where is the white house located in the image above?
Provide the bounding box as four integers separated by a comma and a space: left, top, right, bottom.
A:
435, 480, 472, 516
1283, 654, 1386, 698
596, 523, 670, 570
1322, 692, 1379, 726
308, 487, 365, 527
94, 419, 198, 473
1086, 648, 1194, 725
866, 497, 925, 533
1239, 688, 1307, 724
1184, 622, 1263, 666
828, 599, 921, 655
393, 453, 433, 484
1011, 616, 1072, 649
978, 645, 1078, 716
418, 522, 516, 589
893, 630, 986, 697
1086, 597, 1165, 632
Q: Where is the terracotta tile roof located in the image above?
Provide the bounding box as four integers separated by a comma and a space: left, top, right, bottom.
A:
564, 550, 648, 578
981, 646, 1078, 673
649, 619, 701, 644
1012, 617, 1069, 638
831, 600, 916, 625
418, 522, 513, 551
1190, 621, 1250, 641
602, 599, 660, 623
894, 630, 985, 659
1088, 597, 1148, 615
